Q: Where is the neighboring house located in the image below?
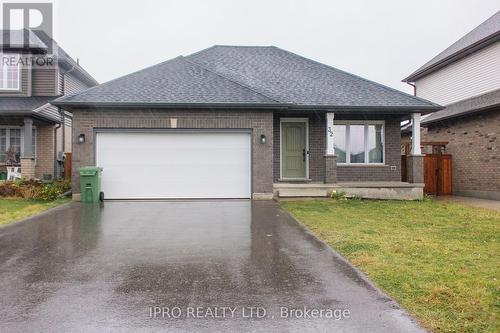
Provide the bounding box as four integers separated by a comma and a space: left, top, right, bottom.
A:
53, 46, 440, 200
0, 29, 98, 180
403, 11, 500, 200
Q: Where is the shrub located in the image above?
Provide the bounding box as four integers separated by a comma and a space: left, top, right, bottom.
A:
38, 180, 71, 200
19, 185, 42, 199
331, 190, 347, 200
0, 181, 20, 197
0, 179, 71, 200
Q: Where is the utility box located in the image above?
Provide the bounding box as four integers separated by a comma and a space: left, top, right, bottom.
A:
79, 167, 103, 203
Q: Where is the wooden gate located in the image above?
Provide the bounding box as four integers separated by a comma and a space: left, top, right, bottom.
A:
424, 154, 452, 195
64, 153, 72, 180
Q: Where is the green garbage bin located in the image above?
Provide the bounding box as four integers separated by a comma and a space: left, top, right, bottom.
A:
79, 167, 103, 203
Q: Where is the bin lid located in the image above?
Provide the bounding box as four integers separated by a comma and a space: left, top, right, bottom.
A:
79, 166, 103, 176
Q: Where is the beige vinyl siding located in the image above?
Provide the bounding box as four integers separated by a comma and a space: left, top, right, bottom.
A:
32, 68, 58, 96
415, 41, 500, 105
59, 72, 92, 95
55, 120, 72, 153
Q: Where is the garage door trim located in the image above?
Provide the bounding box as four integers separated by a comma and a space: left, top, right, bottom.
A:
93, 128, 253, 199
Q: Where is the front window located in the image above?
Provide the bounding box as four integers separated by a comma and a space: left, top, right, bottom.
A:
0, 128, 36, 163
0, 53, 21, 90
333, 122, 384, 164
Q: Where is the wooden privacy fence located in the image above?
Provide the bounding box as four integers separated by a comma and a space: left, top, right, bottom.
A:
64, 153, 72, 180
401, 141, 452, 196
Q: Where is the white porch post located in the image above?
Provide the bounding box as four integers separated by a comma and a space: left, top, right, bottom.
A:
324, 112, 337, 183
326, 112, 335, 155
411, 113, 421, 155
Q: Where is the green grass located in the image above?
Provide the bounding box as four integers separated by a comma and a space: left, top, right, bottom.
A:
0, 198, 70, 226
282, 199, 500, 333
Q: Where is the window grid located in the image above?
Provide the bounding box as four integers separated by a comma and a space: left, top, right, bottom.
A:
335, 121, 385, 165
0, 53, 21, 90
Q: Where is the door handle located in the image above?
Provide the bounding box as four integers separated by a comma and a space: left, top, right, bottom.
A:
303, 149, 306, 162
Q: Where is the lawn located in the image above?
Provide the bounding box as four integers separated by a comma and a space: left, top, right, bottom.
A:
282, 199, 500, 333
0, 198, 70, 226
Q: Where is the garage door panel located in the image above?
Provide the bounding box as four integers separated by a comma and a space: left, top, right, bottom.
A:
96, 132, 251, 199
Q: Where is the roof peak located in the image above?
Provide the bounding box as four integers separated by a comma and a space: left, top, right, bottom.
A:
404, 10, 500, 82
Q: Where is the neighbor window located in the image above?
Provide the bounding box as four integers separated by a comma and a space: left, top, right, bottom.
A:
0, 53, 21, 90
333, 122, 384, 164
0, 128, 36, 163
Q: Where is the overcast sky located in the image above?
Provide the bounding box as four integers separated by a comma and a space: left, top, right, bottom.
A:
49, 0, 500, 93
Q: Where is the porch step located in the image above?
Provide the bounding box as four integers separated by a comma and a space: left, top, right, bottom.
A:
277, 187, 329, 198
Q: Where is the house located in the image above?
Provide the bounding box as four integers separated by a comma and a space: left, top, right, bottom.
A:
0, 29, 98, 180
53, 46, 440, 200
403, 11, 500, 200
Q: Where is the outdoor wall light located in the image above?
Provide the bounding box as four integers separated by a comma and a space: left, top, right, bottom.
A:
78, 134, 86, 144
260, 134, 267, 144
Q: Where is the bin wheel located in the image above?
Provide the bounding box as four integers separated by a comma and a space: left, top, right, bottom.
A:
99, 192, 104, 202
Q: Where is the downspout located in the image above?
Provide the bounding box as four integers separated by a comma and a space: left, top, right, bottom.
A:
59, 63, 77, 153
54, 63, 76, 178
406, 81, 417, 96
53, 122, 61, 178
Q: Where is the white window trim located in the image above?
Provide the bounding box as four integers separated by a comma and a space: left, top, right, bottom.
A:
0, 126, 37, 163
0, 53, 21, 91
335, 120, 385, 166
279, 117, 309, 180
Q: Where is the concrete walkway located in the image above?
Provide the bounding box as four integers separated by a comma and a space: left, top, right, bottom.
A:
437, 195, 500, 211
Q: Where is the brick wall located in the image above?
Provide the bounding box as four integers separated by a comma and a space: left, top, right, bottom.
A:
337, 117, 401, 182
273, 113, 401, 182
72, 109, 274, 194
35, 124, 55, 179
423, 108, 500, 199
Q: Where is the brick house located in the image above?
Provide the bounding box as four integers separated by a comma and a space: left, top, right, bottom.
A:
0, 29, 98, 179
403, 11, 500, 200
53, 46, 440, 200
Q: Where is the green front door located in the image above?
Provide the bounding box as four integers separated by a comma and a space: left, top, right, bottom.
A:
282, 121, 307, 179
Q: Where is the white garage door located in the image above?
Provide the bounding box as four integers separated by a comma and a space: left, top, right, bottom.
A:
96, 131, 252, 199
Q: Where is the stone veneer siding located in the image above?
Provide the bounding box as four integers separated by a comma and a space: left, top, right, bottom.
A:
422, 108, 500, 199
71, 109, 274, 195
273, 113, 402, 182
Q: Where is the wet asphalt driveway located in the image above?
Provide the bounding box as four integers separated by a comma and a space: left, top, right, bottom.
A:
0, 201, 425, 332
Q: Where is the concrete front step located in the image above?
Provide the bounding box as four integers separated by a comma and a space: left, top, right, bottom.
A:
274, 182, 424, 200
277, 187, 329, 197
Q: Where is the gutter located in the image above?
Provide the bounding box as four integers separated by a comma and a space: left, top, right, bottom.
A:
51, 101, 442, 113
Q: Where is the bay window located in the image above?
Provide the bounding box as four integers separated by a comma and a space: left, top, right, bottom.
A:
333, 121, 384, 164
0, 53, 21, 90
0, 128, 36, 163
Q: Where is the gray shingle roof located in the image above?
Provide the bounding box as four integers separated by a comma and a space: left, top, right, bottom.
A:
0, 96, 53, 112
56, 57, 276, 105
422, 88, 500, 125
0, 96, 62, 123
404, 10, 500, 82
54, 46, 440, 111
